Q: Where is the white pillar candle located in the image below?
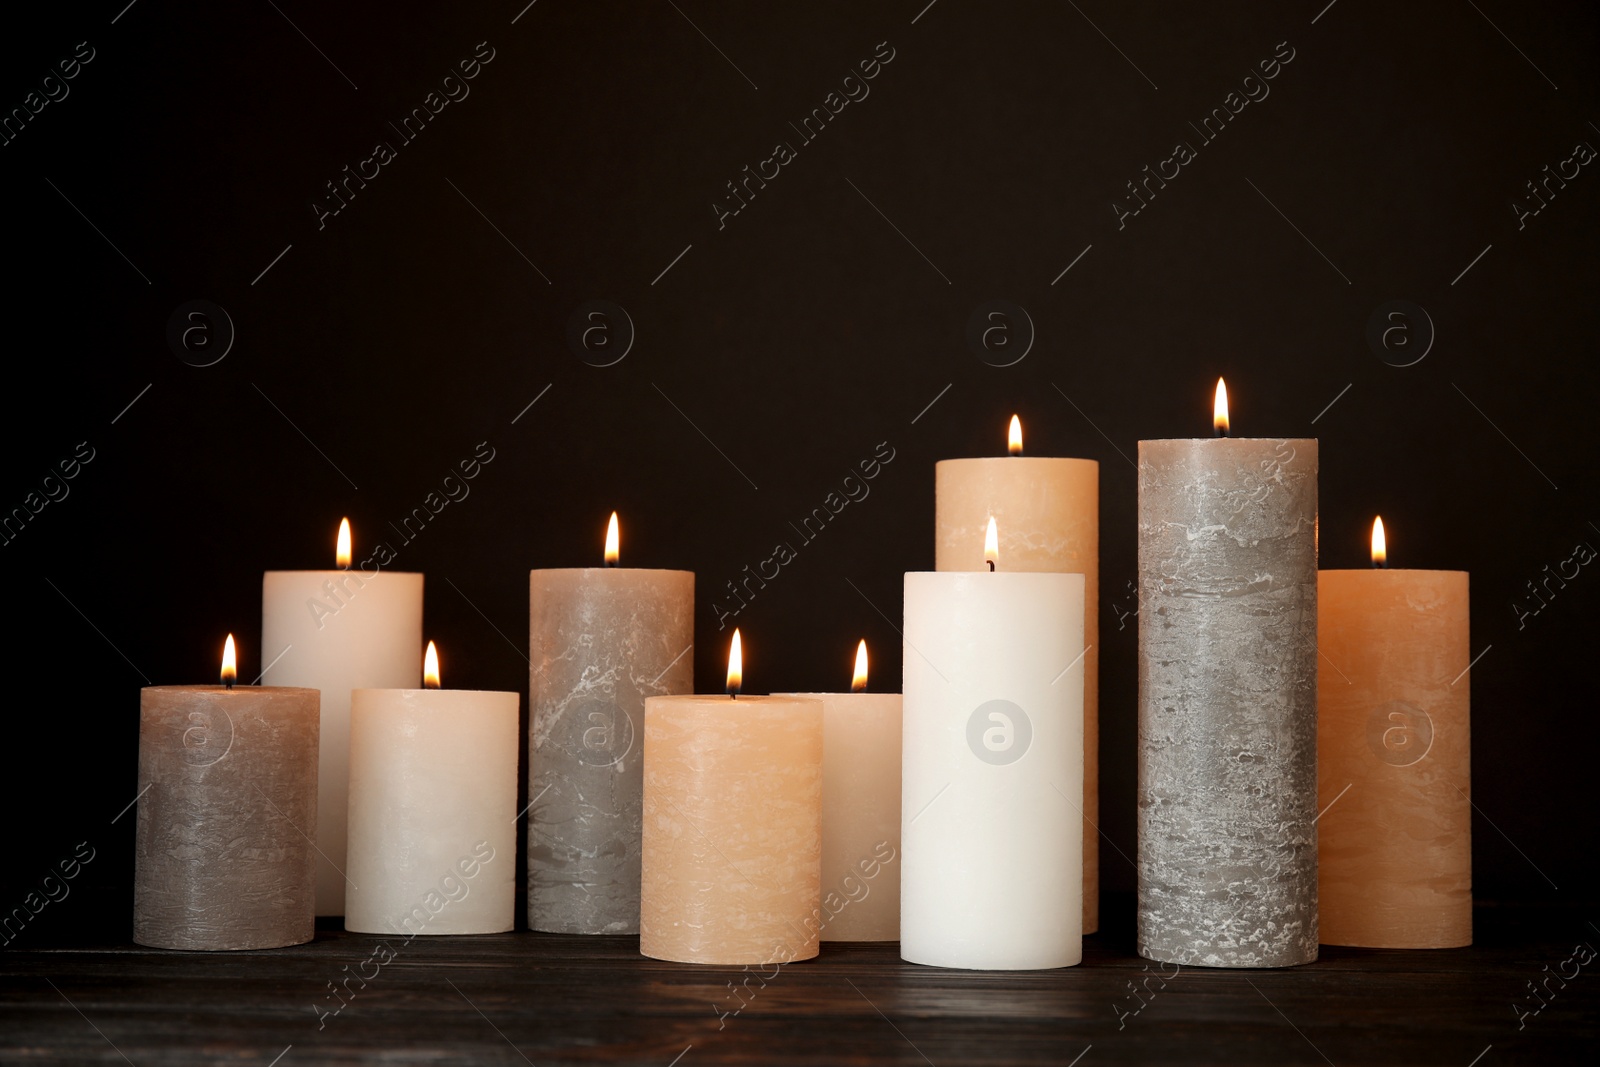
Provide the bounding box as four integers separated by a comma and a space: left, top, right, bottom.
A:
902, 534, 1085, 970
345, 643, 518, 935
778, 640, 902, 942
262, 518, 423, 916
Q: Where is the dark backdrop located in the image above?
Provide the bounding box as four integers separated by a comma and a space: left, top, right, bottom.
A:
2, 1, 1596, 943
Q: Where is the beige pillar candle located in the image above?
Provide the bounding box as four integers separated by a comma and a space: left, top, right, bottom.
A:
262, 518, 423, 917
778, 639, 902, 942
528, 512, 694, 934
641, 632, 824, 965
1318, 517, 1471, 948
346, 643, 519, 935
935, 415, 1100, 933
134, 636, 320, 951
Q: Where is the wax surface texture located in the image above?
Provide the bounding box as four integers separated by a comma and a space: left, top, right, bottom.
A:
1318, 569, 1471, 948
640, 695, 823, 965
134, 685, 320, 951
1137, 437, 1319, 968
528, 567, 694, 934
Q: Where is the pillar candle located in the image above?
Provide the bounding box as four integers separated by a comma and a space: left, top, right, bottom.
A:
345, 643, 519, 935
134, 638, 320, 951
778, 640, 902, 941
1137, 380, 1319, 968
528, 513, 694, 934
262, 519, 423, 917
1317, 518, 1471, 948
935, 415, 1101, 932
902, 552, 1085, 970
641, 633, 823, 965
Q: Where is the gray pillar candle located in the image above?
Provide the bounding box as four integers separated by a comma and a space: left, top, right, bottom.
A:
134, 682, 320, 951
1137, 424, 1319, 968
528, 543, 694, 934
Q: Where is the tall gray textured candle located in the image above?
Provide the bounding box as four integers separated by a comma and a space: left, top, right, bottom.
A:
528, 553, 694, 934
1137, 427, 1319, 968
134, 684, 320, 950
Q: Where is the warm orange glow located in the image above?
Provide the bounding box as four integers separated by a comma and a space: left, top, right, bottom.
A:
604, 511, 620, 566
726, 629, 743, 696
1213, 378, 1230, 436
984, 516, 999, 570
221, 634, 237, 687
1371, 516, 1387, 568
1008, 414, 1023, 456
852, 639, 869, 692
423, 641, 441, 689
336, 517, 352, 569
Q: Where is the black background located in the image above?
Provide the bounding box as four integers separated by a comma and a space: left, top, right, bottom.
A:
2, 0, 1596, 942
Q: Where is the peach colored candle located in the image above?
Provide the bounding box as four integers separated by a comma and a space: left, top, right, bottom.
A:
1318, 517, 1471, 948
779, 639, 902, 942
935, 415, 1100, 932
641, 631, 823, 965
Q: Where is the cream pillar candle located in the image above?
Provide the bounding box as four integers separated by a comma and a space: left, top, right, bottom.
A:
778, 639, 902, 942
903, 525, 1085, 970
262, 518, 423, 916
134, 636, 320, 951
935, 415, 1101, 933
1137, 380, 1319, 968
528, 512, 694, 934
345, 643, 518, 935
641, 632, 823, 965
1318, 517, 1471, 948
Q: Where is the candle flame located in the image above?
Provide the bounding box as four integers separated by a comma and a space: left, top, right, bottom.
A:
726, 629, 743, 696
423, 640, 441, 689
1371, 516, 1387, 568
852, 639, 869, 692
1008, 414, 1023, 456
604, 511, 620, 566
336, 517, 352, 569
984, 516, 999, 570
221, 634, 237, 687
1213, 378, 1230, 437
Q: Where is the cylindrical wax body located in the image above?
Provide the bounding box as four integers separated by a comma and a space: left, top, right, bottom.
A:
1137, 437, 1319, 968
778, 692, 902, 941
935, 457, 1101, 932
528, 568, 694, 934
640, 695, 823, 965
134, 685, 320, 950
262, 568, 423, 916
345, 688, 519, 935
902, 571, 1085, 970
1317, 569, 1471, 948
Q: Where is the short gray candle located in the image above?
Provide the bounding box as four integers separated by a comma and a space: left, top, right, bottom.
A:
134, 684, 320, 951
528, 565, 694, 934
1137, 435, 1318, 968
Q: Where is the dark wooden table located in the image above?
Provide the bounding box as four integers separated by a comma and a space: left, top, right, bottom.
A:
3, 898, 1595, 1065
